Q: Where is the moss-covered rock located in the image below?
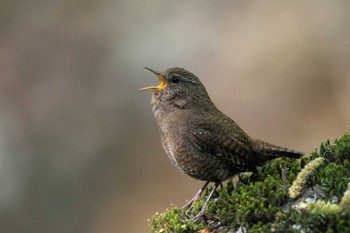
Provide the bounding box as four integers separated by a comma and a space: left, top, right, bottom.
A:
149, 133, 350, 233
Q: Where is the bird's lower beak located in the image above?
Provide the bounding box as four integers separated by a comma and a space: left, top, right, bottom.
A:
139, 67, 167, 91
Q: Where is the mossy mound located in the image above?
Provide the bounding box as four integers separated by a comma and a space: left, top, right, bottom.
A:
149, 133, 350, 233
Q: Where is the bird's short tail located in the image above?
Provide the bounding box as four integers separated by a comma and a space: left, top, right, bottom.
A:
252, 139, 304, 162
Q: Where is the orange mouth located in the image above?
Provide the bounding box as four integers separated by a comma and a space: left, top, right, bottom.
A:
139, 67, 167, 91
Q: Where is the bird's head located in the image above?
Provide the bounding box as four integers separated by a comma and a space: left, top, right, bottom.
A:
140, 67, 212, 109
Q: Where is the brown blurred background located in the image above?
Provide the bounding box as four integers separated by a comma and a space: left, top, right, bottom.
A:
0, 1, 349, 232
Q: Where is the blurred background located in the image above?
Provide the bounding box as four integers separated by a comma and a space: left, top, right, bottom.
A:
0, 1, 349, 232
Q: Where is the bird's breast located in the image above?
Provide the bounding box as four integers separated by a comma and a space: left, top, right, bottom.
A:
153, 105, 192, 171
151, 99, 238, 182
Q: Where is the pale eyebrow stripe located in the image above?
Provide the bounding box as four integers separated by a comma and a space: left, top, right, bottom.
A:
182, 77, 199, 84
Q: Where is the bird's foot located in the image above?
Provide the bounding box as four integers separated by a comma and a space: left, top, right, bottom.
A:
184, 207, 193, 218
181, 192, 201, 210
187, 182, 221, 223
181, 181, 210, 210
191, 208, 205, 223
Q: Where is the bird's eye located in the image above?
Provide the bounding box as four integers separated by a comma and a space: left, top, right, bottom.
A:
171, 76, 180, 84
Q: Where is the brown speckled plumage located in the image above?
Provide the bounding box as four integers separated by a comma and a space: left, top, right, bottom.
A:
141, 67, 304, 220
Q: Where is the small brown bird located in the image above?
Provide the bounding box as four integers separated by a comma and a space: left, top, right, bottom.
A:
140, 67, 303, 221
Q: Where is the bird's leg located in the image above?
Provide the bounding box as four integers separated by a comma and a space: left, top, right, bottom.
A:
192, 182, 220, 222
182, 181, 210, 209
214, 182, 223, 204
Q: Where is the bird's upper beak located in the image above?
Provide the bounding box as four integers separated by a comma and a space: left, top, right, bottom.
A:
139, 67, 167, 91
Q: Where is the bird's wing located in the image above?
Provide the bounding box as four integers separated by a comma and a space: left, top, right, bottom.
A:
188, 122, 254, 171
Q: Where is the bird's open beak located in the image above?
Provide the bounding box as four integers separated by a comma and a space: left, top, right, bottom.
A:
139, 67, 167, 91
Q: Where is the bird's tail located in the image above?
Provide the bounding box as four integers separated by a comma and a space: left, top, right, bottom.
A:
252, 139, 304, 162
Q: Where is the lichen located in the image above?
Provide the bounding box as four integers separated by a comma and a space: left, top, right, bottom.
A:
288, 157, 324, 199
299, 200, 340, 215
297, 181, 350, 217
340, 182, 350, 210
149, 133, 350, 233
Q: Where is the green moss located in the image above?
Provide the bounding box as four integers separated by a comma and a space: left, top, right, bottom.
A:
149, 208, 204, 233
150, 133, 350, 233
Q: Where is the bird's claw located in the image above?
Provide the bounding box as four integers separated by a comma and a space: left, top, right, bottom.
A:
184, 207, 192, 218
192, 209, 205, 223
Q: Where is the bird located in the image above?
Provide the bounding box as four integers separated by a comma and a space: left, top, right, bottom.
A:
140, 67, 304, 221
